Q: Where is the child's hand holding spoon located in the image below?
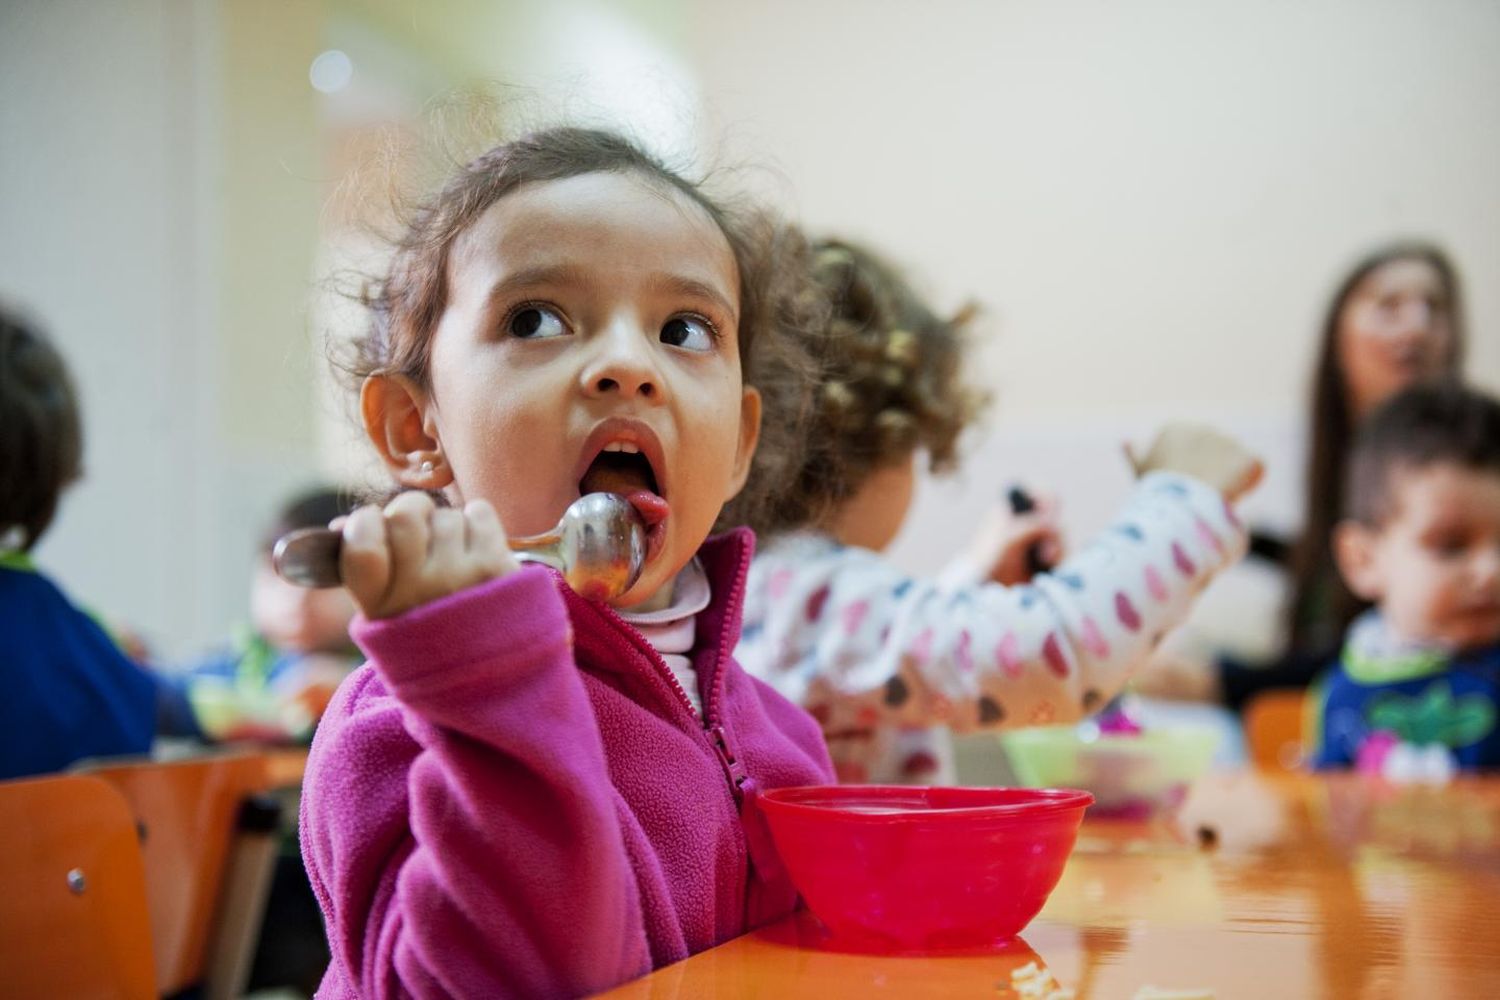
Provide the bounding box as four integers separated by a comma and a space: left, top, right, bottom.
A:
274, 491, 648, 616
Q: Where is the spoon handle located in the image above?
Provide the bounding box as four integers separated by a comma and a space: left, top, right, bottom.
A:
272, 526, 555, 589
1006, 485, 1051, 577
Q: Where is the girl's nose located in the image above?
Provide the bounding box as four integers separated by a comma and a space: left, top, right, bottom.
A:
580, 320, 662, 401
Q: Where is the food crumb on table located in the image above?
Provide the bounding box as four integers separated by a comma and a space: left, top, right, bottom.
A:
1002, 961, 1075, 999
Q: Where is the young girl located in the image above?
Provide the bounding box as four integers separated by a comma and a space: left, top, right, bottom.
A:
300, 129, 834, 998
727, 237, 1262, 784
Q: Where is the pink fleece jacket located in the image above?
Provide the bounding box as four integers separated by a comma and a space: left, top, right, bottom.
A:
300, 529, 835, 998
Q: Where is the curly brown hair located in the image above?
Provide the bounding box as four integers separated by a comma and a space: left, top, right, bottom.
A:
721, 237, 989, 538
336, 125, 822, 518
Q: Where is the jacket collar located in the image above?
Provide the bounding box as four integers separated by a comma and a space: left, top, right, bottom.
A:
555, 527, 758, 721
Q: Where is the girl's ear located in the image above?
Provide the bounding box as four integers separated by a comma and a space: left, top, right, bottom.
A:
726, 385, 763, 499
360, 374, 453, 490
1333, 519, 1384, 602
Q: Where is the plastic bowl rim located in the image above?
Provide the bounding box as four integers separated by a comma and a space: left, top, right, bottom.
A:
760, 784, 1096, 823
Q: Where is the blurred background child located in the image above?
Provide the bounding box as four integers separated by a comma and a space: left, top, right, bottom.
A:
1313, 383, 1500, 776
161, 486, 359, 745
728, 237, 1262, 784
0, 306, 163, 779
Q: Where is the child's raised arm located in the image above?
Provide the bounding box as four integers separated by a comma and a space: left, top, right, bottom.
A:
301, 496, 650, 998
742, 461, 1251, 734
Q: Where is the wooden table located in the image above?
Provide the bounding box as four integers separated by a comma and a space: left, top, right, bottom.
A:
601, 772, 1500, 999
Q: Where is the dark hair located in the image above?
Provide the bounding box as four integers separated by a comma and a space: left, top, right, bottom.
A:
0, 308, 83, 551
723, 236, 988, 538
1345, 384, 1500, 525
344, 126, 817, 515
261, 487, 360, 553
1288, 241, 1466, 648
351, 126, 778, 385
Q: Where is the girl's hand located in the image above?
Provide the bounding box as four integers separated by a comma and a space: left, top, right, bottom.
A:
1126, 422, 1264, 502
338, 492, 520, 620
972, 494, 1065, 586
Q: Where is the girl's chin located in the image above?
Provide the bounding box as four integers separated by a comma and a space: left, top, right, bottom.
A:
609, 548, 678, 611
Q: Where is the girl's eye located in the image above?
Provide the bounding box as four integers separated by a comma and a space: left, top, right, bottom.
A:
660, 316, 716, 352
507, 305, 568, 340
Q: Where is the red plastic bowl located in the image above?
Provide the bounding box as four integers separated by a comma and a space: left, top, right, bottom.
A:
759, 785, 1093, 952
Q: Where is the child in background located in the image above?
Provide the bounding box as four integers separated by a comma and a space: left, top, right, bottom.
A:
0, 307, 160, 779
1314, 384, 1500, 776
300, 127, 834, 998
730, 238, 1262, 784
163, 487, 359, 744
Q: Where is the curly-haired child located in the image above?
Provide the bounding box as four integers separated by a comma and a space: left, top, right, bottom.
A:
728, 237, 1262, 783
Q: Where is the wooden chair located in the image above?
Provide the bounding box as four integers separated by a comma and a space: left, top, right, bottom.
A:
80, 750, 287, 998
1244, 689, 1310, 771
0, 773, 157, 999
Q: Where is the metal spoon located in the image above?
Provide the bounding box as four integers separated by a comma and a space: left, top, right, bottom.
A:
272, 492, 647, 601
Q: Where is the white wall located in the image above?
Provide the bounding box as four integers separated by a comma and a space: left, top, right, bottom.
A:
683, 0, 1500, 646
1, 0, 328, 659
1, 0, 225, 657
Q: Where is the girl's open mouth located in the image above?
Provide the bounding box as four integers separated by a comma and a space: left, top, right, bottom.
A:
579, 446, 670, 564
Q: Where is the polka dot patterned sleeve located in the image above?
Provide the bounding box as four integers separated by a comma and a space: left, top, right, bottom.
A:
737, 472, 1247, 733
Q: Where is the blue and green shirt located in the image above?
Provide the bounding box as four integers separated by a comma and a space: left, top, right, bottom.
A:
1312, 611, 1500, 771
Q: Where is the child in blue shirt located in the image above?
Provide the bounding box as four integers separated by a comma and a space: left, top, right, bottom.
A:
0, 307, 160, 779
1314, 383, 1500, 776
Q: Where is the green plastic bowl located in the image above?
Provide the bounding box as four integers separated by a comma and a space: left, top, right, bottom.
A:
999, 725, 1220, 819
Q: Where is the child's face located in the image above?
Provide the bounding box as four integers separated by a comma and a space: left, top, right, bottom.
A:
1337, 258, 1453, 420
251, 558, 357, 653
370, 171, 760, 608
1337, 463, 1500, 650
825, 453, 918, 552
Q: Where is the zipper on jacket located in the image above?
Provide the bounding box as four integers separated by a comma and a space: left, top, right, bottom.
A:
702, 541, 756, 810
590, 590, 750, 805
583, 543, 772, 929
708, 723, 748, 804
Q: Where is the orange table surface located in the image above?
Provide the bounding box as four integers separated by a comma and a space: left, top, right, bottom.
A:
599, 771, 1500, 999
